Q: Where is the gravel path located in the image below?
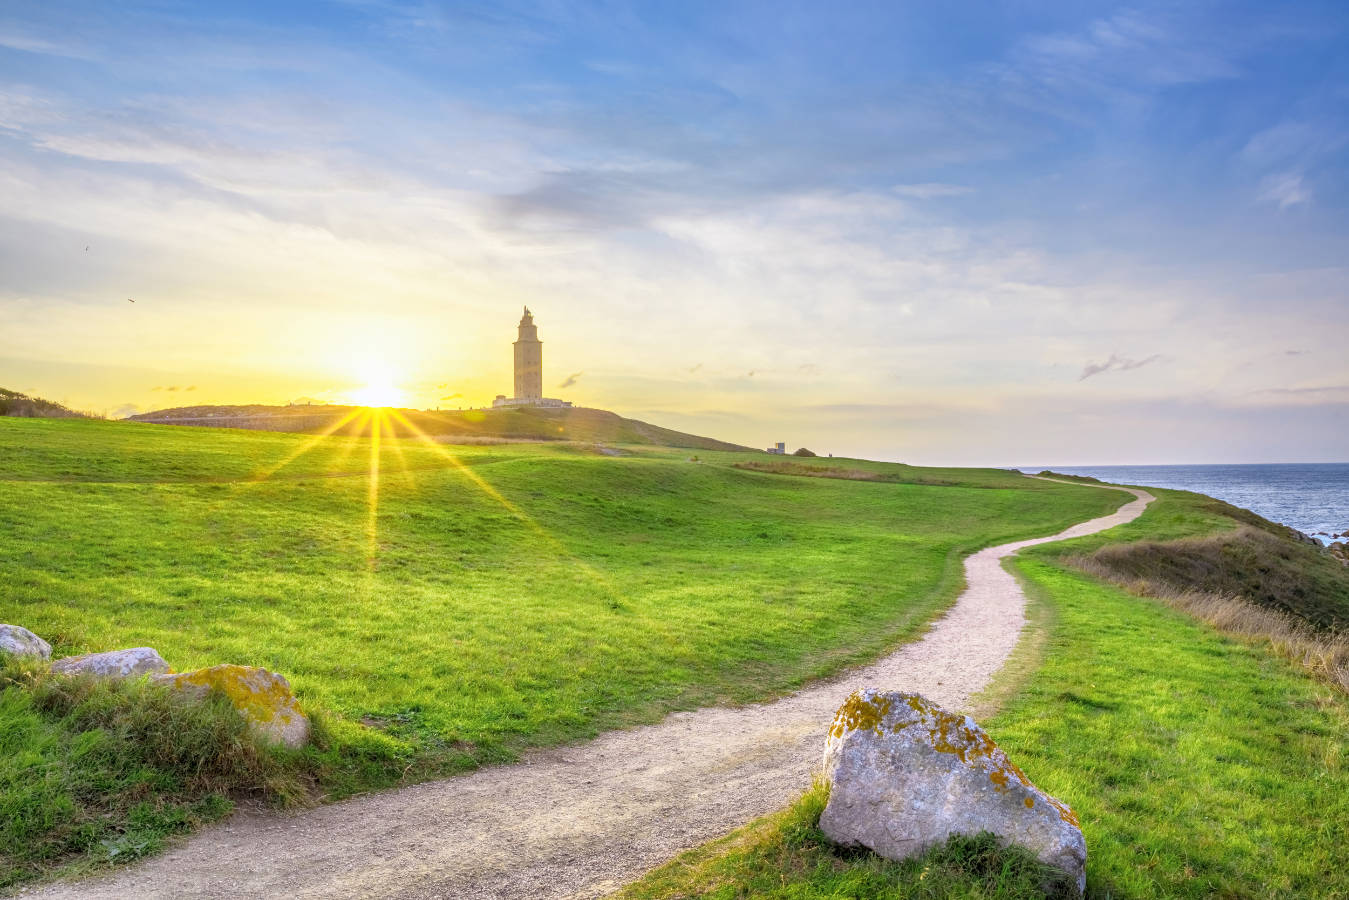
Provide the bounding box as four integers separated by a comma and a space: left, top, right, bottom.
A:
24, 479, 1151, 900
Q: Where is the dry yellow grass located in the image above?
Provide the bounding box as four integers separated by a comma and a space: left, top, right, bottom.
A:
1070, 555, 1349, 693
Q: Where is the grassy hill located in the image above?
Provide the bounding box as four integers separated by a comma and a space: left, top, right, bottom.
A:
1073, 514, 1349, 631
129, 403, 752, 452
0, 417, 1123, 887
0, 388, 88, 419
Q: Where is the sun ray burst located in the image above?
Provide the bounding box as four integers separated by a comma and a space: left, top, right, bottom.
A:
249, 407, 367, 481
386, 410, 623, 604
366, 409, 383, 571
229, 402, 618, 602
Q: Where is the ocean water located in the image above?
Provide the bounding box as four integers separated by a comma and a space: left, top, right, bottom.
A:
1027, 463, 1349, 545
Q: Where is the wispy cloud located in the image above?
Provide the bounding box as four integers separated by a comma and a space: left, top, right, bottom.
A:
892, 183, 972, 199
1255, 384, 1349, 396
1079, 353, 1163, 381
559, 371, 582, 388
0, 28, 98, 61
1259, 171, 1311, 208
1242, 119, 1348, 168
1011, 9, 1240, 90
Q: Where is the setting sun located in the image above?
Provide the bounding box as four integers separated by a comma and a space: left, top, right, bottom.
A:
351, 381, 404, 408
349, 361, 406, 408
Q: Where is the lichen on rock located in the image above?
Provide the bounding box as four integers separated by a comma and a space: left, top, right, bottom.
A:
821, 688, 1086, 894
154, 664, 310, 749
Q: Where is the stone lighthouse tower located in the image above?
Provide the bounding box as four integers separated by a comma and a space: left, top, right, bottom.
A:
513, 306, 543, 403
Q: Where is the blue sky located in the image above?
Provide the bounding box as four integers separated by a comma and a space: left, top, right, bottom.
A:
1, 1, 1346, 463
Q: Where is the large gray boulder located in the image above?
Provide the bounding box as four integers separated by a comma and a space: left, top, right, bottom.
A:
50, 647, 169, 678
0, 624, 52, 659
152, 665, 310, 749
821, 689, 1086, 894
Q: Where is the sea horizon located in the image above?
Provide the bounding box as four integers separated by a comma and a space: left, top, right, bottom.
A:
1019, 461, 1349, 544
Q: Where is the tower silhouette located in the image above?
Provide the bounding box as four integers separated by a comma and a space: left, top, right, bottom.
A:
513, 307, 543, 402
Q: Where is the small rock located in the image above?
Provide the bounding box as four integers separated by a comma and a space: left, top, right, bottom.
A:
153, 664, 310, 749
821, 689, 1086, 895
0, 624, 52, 660
1288, 528, 1321, 546
51, 647, 169, 678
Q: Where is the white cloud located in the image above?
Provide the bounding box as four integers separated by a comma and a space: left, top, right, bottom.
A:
1259, 171, 1311, 208
0, 28, 97, 61
1008, 9, 1240, 94
892, 183, 973, 199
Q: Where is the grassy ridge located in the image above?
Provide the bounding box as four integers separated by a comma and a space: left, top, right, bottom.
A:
1080, 525, 1349, 629
130, 404, 753, 451
614, 486, 1349, 898
1034, 481, 1349, 630
0, 418, 1123, 885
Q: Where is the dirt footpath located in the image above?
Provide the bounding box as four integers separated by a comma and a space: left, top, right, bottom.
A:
24, 480, 1152, 900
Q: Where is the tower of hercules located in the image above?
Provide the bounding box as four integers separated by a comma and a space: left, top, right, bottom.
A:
493, 307, 570, 409
513, 307, 543, 402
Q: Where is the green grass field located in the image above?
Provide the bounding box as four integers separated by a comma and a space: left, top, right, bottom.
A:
0, 417, 1124, 886
616, 487, 1349, 898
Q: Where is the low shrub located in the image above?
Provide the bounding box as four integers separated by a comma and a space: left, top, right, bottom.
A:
0, 657, 305, 888
0, 387, 90, 418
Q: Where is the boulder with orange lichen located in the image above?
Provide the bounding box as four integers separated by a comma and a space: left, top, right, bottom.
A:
153, 664, 310, 749
821, 688, 1086, 894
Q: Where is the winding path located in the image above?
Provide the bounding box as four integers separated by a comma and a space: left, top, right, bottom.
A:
27, 479, 1152, 900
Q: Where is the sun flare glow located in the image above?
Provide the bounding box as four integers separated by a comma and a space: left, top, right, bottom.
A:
349, 362, 406, 408
352, 382, 404, 408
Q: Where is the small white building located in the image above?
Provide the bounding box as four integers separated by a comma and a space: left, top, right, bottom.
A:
766, 441, 786, 454
493, 395, 571, 409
